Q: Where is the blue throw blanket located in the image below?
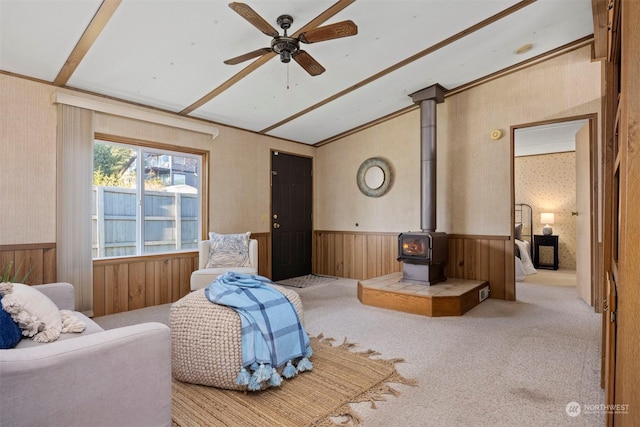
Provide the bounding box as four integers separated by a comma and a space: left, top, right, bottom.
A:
205, 272, 312, 391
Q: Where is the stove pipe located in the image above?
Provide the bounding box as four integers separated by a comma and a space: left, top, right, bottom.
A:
410, 84, 445, 232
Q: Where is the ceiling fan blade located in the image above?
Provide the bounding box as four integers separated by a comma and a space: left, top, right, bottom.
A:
224, 47, 272, 65
298, 20, 357, 44
293, 51, 326, 76
228, 2, 279, 37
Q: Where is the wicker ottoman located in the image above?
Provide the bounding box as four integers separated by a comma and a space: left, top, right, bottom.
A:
170, 284, 304, 390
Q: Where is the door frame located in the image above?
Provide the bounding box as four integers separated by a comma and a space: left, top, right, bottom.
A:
509, 113, 600, 310
270, 149, 314, 281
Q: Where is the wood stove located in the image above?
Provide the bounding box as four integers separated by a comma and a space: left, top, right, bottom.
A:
398, 84, 448, 286
398, 232, 448, 285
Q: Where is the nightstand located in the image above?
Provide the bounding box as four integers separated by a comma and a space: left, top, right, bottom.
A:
533, 234, 559, 270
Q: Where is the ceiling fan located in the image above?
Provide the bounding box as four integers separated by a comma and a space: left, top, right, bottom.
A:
224, 2, 358, 76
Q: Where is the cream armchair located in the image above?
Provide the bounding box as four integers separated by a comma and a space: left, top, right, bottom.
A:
190, 239, 258, 291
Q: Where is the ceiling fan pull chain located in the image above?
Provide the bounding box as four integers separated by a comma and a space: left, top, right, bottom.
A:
286, 63, 290, 90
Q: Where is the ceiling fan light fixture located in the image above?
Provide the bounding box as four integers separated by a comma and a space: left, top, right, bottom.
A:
271, 37, 299, 63
280, 50, 292, 63
225, 3, 358, 74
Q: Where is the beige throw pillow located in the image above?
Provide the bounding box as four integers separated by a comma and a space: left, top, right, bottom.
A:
206, 232, 251, 268
0, 282, 62, 343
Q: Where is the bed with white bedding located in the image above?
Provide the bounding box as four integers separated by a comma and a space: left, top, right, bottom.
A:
515, 203, 537, 281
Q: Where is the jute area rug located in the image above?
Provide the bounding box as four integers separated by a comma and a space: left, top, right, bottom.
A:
172, 335, 416, 427
276, 274, 338, 289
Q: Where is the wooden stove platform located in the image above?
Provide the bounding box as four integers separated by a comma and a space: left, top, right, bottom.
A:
358, 272, 489, 317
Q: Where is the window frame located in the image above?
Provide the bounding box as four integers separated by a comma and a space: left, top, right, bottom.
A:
93, 133, 209, 260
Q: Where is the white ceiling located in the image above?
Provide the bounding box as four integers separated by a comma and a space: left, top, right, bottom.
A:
514, 119, 588, 157
0, 0, 595, 145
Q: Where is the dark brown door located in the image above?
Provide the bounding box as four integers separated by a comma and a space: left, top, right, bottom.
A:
271, 151, 312, 281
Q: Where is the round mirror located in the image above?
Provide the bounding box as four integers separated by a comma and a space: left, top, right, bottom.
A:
364, 166, 385, 189
357, 157, 393, 197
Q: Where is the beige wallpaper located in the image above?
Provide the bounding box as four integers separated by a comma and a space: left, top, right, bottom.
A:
0, 76, 58, 244
316, 45, 601, 237
0, 74, 314, 245
515, 152, 577, 269
0, 44, 601, 248
316, 112, 422, 232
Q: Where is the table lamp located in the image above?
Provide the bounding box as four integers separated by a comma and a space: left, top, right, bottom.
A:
541, 212, 554, 236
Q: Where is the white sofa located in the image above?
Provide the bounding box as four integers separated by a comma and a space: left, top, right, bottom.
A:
0, 282, 172, 427
190, 238, 258, 291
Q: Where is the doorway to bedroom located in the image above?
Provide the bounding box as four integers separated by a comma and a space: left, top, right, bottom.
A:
512, 115, 599, 310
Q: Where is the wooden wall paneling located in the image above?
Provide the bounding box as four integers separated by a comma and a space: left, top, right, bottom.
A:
503, 240, 515, 300
342, 233, 355, 278
105, 264, 128, 314
321, 232, 333, 276
327, 233, 336, 276
156, 260, 170, 305
0, 244, 57, 285
145, 261, 157, 307
463, 239, 477, 279
383, 235, 391, 274
334, 233, 344, 277
179, 256, 193, 297
614, 2, 640, 423
128, 261, 146, 311
92, 251, 199, 315
450, 237, 466, 278
93, 265, 106, 317
445, 237, 454, 278
326, 233, 335, 275
476, 239, 491, 281
42, 247, 56, 283
489, 239, 507, 300
312, 233, 320, 274
313, 232, 323, 275
253, 234, 270, 278
19, 249, 43, 284
366, 235, 378, 278
0, 251, 14, 277
170, 258, 181, 301
313, 231, 403, 280
354, 234, 365, 280
313, 232, 509, 289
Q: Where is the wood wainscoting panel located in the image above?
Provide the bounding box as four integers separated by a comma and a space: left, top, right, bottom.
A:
0, 243, 57, 285
446, 234, 513, 301
93, 252, 198, 316
314, 231, 402, 280
251, 232, 271, 278
315, 231, 513, 300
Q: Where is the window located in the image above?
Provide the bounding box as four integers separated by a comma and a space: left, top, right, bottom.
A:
93, 139, 202, 259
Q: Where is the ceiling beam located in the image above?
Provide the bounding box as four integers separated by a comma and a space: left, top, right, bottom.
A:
179, 0, 356, 115
261, 0, 537, 135
53, 0, 122, 87
591, 0, 609, 60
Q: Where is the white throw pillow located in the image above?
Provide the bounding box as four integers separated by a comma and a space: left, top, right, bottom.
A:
206, 232, 251, 268
0, 282, 62, 343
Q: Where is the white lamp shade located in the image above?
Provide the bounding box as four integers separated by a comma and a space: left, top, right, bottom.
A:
540, 212, 555, 225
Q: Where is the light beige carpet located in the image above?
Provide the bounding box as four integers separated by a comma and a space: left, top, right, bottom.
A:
171, 335, 416, 427
523, 269, 577, 287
